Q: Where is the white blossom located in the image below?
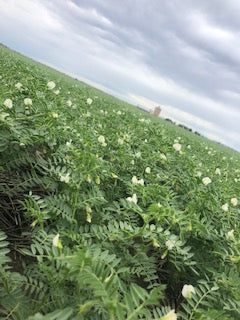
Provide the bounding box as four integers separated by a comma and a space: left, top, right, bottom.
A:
0, 112, 9, 121
24, 98, 32, 106
51, 112, 59, 118
98, 135, 107, 147
15, 82, 22, 89
145, 167, 151, 174
59, 173, 70, 183
126, 193, 138, 204
86, 98, 93, 105
118, 138, 124, 145
222, 203, 229, 212
166, 240, 175, 250
161, 309, 177, 320
226, 229, 234, 240
4, 98, 13, 109
231, 198, 238, 206
215, 168, 221, 175
52, 233, 62, 248
66, 141, 72, 147
66, 100, 72, 107
182, 284, 196, 299
132, 176, 139, 185
160, 153, 167, 161
173, 143, 182, 151
47, 81, 56, 89
54, 89, 60, 95
132, 176, 144, 186
202, 177, 212, 185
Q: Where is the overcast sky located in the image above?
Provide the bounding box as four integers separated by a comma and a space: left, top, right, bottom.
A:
1, 0, 240, 151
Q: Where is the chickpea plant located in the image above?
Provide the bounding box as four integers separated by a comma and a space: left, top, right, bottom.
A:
0, 44, 240, 320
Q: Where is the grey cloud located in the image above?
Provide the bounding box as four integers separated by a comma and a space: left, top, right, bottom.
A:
0, 0, 240, 150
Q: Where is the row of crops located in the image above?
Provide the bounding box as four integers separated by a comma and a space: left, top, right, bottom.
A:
0, 45, 240, 319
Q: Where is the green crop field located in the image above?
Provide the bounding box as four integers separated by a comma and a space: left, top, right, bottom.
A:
0, 44, 240, 320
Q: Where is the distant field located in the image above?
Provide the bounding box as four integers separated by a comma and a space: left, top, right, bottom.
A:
1, 44, 240, 320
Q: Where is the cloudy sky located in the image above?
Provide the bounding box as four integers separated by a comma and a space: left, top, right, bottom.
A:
1, 0, 240, 151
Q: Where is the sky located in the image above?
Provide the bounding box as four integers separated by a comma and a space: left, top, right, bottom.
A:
0, 0, 240, 151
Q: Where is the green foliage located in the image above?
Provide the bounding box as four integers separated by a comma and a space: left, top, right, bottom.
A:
0, 44, 240, 319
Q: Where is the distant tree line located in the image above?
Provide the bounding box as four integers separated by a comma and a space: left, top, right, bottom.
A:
165, 118, 201, 136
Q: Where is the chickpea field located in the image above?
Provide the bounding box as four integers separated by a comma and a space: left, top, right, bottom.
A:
1, 45, 240, 320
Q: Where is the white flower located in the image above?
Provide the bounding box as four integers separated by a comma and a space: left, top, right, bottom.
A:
4, 98, 13, 109
173, 143, 182, 151
222, 203, 229, 212
145, 167, 151, 174
66, 141, 72, 147
117, 110, 122, 115
166, 240, 175, 250
202, 177, 211, 185
54, 89, 60, 95
132, 176, 144, 186
86, 174, 92, 183
47, 81, 56, 89
187, 145, 191, 149
52, 233, 62, 248
24, 98, 32, 106
15, 82, 22, 89
160, 153, 167, 161
135, 151, 141, 158
98, 135, 107, 146
196, 171, 202, 177
51, 112, 59, 118
0, 112, 9, 121
132, 176, 139, 185
126, 193, 138, 204
215, 168, 221, 175
118, 138, 124, 145
231, 198, 238, 206
67, 100, 72, 107
86, 98, 93, 105
59, 173, 70, 183
160, 309, 177, 320
226, 229, 234, 240
182, 284, 196, 299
